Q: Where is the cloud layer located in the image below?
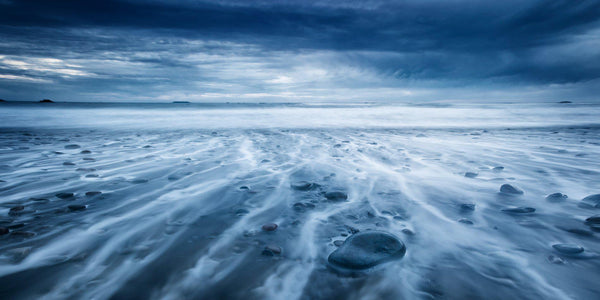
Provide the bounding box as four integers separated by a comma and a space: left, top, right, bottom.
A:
1, 0, 599, 102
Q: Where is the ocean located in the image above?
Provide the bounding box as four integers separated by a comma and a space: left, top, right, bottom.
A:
0, 101, 599, 299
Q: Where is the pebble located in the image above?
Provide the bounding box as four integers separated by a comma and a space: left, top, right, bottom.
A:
239, 186, 250, 190
585, 215, 600, 224
458, 218, 474, 225
261, 223, 278, 231
56, 192, 75, 199
552, 243, 584, 254
581, 194, 600, 208
546, 193, 568, 202
460, 203, 476, 211
328, 231, 406, 270
68, 205, 87, 211
500, 184, 524, 195
324, 191, 348, 201
291, 181, 317, 191
465, 172, 478, 178
501, 207, 535, 214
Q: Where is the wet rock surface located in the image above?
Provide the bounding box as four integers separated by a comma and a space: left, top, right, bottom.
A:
328, 231, 406, 270
500, 184, 524, 195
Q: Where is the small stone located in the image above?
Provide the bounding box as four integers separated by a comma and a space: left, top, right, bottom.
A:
56, 192, 75, 199
325, 191, 348, 201
9, 205, 25, 213
552, 244, 584, 254
547, 255, 565, 264
63, 161, 76, 166
85, 174, 99, 178
85, 191, 102, 197
264, 245, 282, 255
261, 223, 278, 231
80, 150, 92, 154
401, 229, 414, 235
492, 166, 504, 172
581, 194, 600, 208
500, 184, 524, 195
585, 215, 600, 224
328, 231, 406, 270
239, 186, 250, 190
68, 205, 86, 211
333, 240, 344, 247
546, 193, 568, 202
501, 207, 535, 214
465, 172, 478, 178
460, 203, 476, 211
130, 179, 148, 184
64, 144, 80, 149
83, 158, 95, 161
458, 218, 474, 225
290, 181, 317, 191
235, 208, 249, 215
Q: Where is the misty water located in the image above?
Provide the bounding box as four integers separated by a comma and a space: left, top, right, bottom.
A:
1, 101, 600, 299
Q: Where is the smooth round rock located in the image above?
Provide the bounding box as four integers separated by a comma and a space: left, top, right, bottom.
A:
328, 231, 406, 270
56, 192, 75, 199
261, 223, 278, 231
460, 203, 476, 211
458, 218, 474, 225
465, 172, 478, 178
500, 184, 524, 195
545, 193, 568, 202
502, 207, 535, 214
581, 194, 600, 208
64, 144, 80, 149
552, 243, 584, 254
324, 191, 348, 201
85, 191, 102, 197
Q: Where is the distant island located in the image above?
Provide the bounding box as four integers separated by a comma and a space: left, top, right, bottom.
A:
40, 99, 54, 103
558, 101, 572, 104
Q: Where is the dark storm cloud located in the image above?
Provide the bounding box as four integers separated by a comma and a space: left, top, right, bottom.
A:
0, 0, 599, 102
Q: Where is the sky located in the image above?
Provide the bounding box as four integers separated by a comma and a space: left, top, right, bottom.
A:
0, 0, 599, 102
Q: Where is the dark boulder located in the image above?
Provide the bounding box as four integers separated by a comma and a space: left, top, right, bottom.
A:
56, 192, 75, 199
545, 193, 568, 202
328, 231, 406, 270
261, 223, 278, 231
552, 243, 584, 254
39, 99, 54, 103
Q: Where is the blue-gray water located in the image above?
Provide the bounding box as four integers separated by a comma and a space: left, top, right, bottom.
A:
0, 101, 599, 299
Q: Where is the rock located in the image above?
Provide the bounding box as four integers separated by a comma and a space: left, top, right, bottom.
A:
56, 192, 75, 199
545, 193, 568, 202
500, 184, 524, 195
547, 255, 565, 264
85, 174, 99, 178
235, 208, 249, 216
80, 150, 92, 154
0, 227, 8, 235
458, 218, 474, 225
9, 205, 25, 213
465, 172, 478, 178
501, 207, 535, 214
239, 186, 250, 190
492, 166, 504, 172
64, 144, 80, 149
552, 244, 584, 254
324, 191, 348, 201
263, 245, 282, 255
328, 231, 406, 270
401, 228, 414, 235
63, 161, 76, 166
581, 194, 600, 208
585, 215, 600, 224
558, 101, 572, 104
333, 240, 344, 247
85, 191, 102, 197
39, 99, 54, 103
68, 205, 86, 211
76, 168, 96, 172
83, 157, 95, 161
291, 181, 318, 191
460, 203, 476, 211
261, 223, 278, 231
